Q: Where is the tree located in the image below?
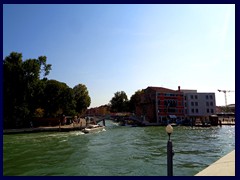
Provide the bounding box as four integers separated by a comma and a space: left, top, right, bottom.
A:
3, 52, 51, 128
22, 58, 51, 118
73, 84, 91, 115
110, 91, 129, 112
42, 80, 76, 117
129, 90, 144, 113
3, 52, 24, 128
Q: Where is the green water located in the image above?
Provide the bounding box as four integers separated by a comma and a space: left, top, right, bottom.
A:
3, 122, 235, 176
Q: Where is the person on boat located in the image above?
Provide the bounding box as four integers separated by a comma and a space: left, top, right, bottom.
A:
60, 114, 67, 125
73, 116, 78, 127
62, 115, 67, 125
30, 121, 33, 128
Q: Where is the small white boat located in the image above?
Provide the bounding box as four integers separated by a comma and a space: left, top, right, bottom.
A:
82, 124, 105, 133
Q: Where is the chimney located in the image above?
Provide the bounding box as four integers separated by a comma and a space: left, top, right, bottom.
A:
178, 86, 180, 91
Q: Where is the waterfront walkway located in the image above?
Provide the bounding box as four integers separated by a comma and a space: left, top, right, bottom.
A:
195, 150, 235, 176
3, 124, 83, 134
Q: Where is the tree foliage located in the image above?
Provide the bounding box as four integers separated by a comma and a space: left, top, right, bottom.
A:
3, 52, 91, 128
3, 52, 52, 128
41, 80, 76, 117
129, 90, 144, 113
110, 91, 129, 112
73, 84, 91, 115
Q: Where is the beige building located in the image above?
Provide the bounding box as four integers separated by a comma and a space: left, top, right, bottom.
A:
181, 89, 216, 120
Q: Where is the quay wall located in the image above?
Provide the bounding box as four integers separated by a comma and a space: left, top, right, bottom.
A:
195, 150, 235, 176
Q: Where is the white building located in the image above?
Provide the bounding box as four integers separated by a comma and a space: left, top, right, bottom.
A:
181, 89, 216, 120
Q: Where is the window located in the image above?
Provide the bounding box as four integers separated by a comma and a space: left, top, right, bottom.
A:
206, 102, 209, 106
164, 100, 168, 106
210, 95, 213, 99
195, 102, 198, 106
195, 95, 198, 99
178, 102, 182, 106
206, 95, 209, 99
210, 102, 213, 106
211, 109, 214, 113
192, 109, 194, 113
207, 109, 209, 113
191, 102, 194, 106
191, 95, 193, 99
165, 93, 171, 96
168, 108, 176, 113
165, 100, 177, 107
196, 109, 198, 113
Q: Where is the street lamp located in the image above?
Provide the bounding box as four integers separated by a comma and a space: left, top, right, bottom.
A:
166, 124, 174, 176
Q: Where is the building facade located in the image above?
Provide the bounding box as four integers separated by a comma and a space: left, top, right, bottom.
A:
181, 90, 216, 120
136, 86, 184, 124
86, 105, 111, 116
135, 86, 216, 124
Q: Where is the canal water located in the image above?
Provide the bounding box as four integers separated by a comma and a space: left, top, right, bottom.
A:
3, 121, 235, 176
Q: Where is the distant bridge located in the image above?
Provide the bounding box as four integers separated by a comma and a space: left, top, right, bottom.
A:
86, 114, 144, 126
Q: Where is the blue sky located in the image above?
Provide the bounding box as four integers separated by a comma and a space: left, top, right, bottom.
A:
3, 4, 235, 108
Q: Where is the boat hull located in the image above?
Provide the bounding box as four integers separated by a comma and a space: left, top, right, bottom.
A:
82, 126, 105, 133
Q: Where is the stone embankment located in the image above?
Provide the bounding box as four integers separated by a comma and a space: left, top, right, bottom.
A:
195, 150, 235, 176
3, 124, 84, 134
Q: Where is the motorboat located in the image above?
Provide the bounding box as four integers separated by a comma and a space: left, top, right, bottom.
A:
82, 124, 105, 133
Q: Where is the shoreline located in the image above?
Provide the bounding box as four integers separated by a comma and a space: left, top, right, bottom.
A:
3, 124, 84, 134
3, 123, 235, 135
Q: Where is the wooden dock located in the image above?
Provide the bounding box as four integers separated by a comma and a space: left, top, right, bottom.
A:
218, 118, 235, 126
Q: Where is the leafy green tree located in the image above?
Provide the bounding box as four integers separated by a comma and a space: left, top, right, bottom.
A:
73, 84, 91, 115
61, 86, 76, 116
129, 90, 144, 113
3, 52, 92, 128
42, 80, 76, 117
3, 52, 51, 128
22, 58, 51, 118
32, 78, 47, 113
110, 91, 129, 112
3, 52, 24, 128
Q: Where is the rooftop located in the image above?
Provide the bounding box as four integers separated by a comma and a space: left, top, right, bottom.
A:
180, 89, 198, 93
147, 86, 180, 93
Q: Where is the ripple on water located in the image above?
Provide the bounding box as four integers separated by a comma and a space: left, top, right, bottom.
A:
3, 125, 235, 176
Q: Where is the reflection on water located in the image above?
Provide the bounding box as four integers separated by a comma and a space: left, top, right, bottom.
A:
3, 122, 235, 176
